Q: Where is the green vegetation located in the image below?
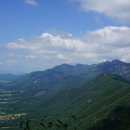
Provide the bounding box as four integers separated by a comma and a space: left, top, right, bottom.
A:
88, 105, 130, 130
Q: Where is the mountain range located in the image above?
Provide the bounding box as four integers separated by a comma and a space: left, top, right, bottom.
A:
1, 59, 130, 130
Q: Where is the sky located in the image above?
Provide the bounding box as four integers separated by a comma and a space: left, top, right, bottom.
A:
1, 0, 130, 74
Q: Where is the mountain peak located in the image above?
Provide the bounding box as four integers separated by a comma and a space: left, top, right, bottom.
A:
100, 59, 128, 66
111, 59, 125, 64
53, 63, 73, 70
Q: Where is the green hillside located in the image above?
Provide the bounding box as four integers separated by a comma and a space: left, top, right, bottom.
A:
35, 74, 130, 129
11, 74, 130, 130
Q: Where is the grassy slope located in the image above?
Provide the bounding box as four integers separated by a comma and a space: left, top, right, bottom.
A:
28, 74, 130, 130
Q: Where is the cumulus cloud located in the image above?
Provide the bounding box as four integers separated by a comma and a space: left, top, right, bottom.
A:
73, 0, 130, 22
40, 33, 86, 52
5, 26, 130, 73
24, 0, 38, 6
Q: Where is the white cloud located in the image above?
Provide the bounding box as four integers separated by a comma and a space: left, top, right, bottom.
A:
5, 26, 130, 73
57, 54, 65, 60
40, 32, 86, 52
24, 0, 37, 6
73, 0, 130, 22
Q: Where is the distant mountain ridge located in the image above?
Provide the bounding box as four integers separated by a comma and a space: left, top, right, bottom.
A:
1, 59, 130, 80
3, 59, 130, 95
97, 59, 130, 78
52, 59, 130, 80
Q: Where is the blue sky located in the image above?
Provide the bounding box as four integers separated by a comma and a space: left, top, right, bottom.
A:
0, 0, 123, 43
1, 0, 130, 73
